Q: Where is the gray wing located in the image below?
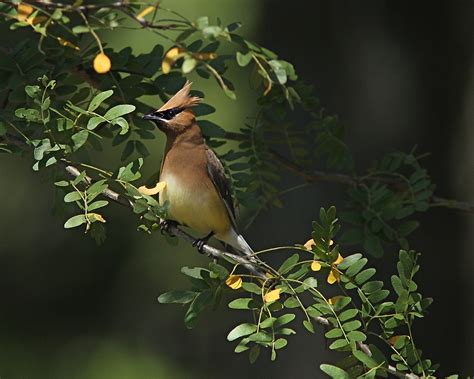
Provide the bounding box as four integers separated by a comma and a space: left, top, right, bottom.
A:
206, 147, 238, 231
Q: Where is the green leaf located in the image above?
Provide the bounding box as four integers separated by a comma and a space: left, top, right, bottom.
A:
15, 108, 41, 122
64, 214, 86, 229
114, 117, 130, 135
345, 258, 367, 277
361, 281, 384, 294
54, 180, 69, 187
353, 350, 378, 369
208, 262, 228, 279
355, 268, 376, 285
88, 90, 114, 111
71, 130, 89, 150
236, 51, 252, 67
182, 57, 197, 73
241, 282, 261, 294
87, 116, 104, 130
25, 85, 40, 98
278, 253, 299, 274
368, 289, 390, 303
248, 345, 260, 364
328, 339, 349, 350
278, 328, 296, 336
274, 313, 296, 328
342, 320, 361, 332
117, 158, 143, 182
227, 323, 258, 341
72, 25, 90, 34
274, 338, 287, 350
259, 317, 276, 329
184, 290, 212, 328
339, 309, 358, 321
303, 320, 315, 333
88, 200, 109, 211
283, 297, 300, 308
320, 364, 350, 379
338, 253, 362, 270
246, 331, 272, 343
64, 191, 82, 203
228, 298, 258, 310
325, 328, 343, 339
302, 277, 318, 289
157, 290, 196, 304
103, 104, 136, 120
347, 330, 366, 342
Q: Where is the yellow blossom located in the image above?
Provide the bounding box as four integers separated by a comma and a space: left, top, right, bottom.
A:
263, 288, 281, 303
310, 260, 322, 272
136, 6, 156, 21
304, 238, 334, 251
93, 53, 111, 74
225, 275, 242, 290
138, 181, 166, 196
162, 47, 185, 74
327, 254, 344, 284
16, 3, 33, 22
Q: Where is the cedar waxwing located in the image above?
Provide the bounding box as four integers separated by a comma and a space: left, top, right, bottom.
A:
143, 82, 254, 258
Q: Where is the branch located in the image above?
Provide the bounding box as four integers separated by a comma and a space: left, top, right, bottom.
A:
59, 162, 266, 279
0, 133, 265, 278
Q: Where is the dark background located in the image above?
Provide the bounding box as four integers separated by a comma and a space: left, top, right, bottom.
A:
0, 0, 472, 378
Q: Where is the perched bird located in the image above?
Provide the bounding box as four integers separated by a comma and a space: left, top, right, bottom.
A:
143, 81, 254, 257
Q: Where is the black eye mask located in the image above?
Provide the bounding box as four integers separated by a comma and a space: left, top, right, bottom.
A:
154, 107, 184, 120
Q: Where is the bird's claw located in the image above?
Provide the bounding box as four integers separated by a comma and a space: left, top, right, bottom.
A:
160, 219, 178, 235
192, 239, 206, 254
192, 232, 214, 254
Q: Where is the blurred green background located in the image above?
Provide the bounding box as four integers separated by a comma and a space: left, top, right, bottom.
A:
1, 0, 473, 378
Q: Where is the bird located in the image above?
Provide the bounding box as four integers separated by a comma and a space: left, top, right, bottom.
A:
142, 81, 254, 258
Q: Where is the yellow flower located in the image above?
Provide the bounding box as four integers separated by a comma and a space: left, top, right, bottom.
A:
93, 53, 111, 74
304, 238, 334, 251
136, 6, 156, 21
327, 254, 343, 284
138, 181, 166, 196
310, 253, 343, 284
263, 288, 281, 303
162, 47, 185, 74
225, 275, 242, 290
304, 238, 315, 250
16, 3, 33, 22
310, 260, 322, 271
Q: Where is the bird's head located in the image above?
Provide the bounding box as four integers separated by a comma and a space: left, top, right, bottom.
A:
143, 81, 201, 134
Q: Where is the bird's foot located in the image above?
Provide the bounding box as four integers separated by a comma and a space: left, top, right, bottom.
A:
192, 232, 214, 254
160, 219, 179, 235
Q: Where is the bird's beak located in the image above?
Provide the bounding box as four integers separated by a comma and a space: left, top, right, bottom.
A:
142, 113, 154, 120
142, 111, 159, 121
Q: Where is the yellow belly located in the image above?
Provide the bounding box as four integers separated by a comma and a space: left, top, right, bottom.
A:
159, 172, 231, 235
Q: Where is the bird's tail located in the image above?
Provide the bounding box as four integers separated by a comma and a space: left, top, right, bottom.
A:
219, 228, 262, 263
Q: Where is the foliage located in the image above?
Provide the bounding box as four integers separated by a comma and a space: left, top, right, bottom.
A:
0, 1, 467, 377
160, 207, 436, 377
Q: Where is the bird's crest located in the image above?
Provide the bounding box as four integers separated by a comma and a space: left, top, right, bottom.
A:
158, 81, 201, 111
